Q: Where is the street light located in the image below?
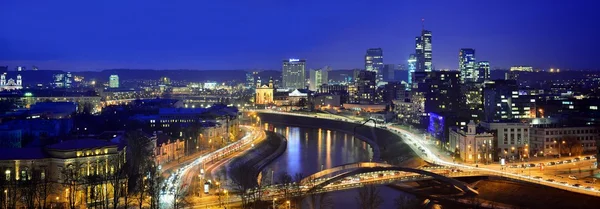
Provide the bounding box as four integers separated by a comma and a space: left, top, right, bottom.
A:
286, 200, 291, 209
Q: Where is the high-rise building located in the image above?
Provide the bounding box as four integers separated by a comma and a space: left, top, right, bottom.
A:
109, 75, 119, 88
459, 48, 477, 83
365, 48, 384, 82
476, 61, 490, 83
309, 66, 330, 91
383, 64, 396, 82
351, 71, 377, 104
483, 80, 536, 122
282, 59, 306, 89
415, 30, 432, 72
407, 54, 417, 89
53, 72, 72, 88
245, 72, 256, 89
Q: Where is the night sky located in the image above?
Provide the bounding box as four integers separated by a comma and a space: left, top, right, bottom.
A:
1, 0, 599, 71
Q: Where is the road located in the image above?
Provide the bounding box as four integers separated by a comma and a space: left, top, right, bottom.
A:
249, 109, 600, 196
160, 125, 266, 207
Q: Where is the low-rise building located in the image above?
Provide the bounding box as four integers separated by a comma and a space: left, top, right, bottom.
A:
530, 124, 598, 157
154, 133, 185, 165
480, 121, 530, 161
449, 121, 495, 164
0, 139, 126, 208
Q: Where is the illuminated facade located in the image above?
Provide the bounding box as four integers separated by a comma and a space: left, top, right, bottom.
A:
365, 48, 384, 82
282, 59, 306, 89
109, 75, 119, 88
483, 80, 536, 121
0, 72, 22, 91
481, 121, 530, 161
415, 30, 432, 72
407, 54, 417, 89
255, 77, 274, 105
449, 121, 495, 163
459, 48, 477, 83
309, 66, 330, 91
476, 61, 490, 82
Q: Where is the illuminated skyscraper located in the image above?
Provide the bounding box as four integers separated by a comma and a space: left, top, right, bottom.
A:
282, 59, 306, 89
459, 48, 477, 83
365, 48, 384, 82
415, 30, 432, 72
309, 66, 330, 91
476, 61, 490, 82
109, 75, 119, 88
407, 54, 417, 89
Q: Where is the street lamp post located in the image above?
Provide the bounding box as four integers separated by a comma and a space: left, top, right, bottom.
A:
286, 200, 291, 209
273, 198, 277, 209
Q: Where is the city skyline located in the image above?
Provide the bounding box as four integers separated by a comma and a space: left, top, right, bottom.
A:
1, 0, 600, 71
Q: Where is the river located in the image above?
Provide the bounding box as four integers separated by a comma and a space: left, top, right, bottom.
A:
262, 124, 416, 209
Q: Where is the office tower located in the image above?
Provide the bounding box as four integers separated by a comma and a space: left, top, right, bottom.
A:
352, 71, 377, 104
407, 54, 417, 89
476, 61, 490, 82
415, 30, 432, 72
245, 72, 255, 89
309, 66, 330, 91
459, 48, 477, 83
109, 75, 119, 88
52, 72, 72, 88
483, 80, 536, 122
282, 59, 306, 89
365, 48, 384, 82
383, 64, 396, 82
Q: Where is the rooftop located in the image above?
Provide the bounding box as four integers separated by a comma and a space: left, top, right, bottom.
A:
46, 139, 118, 150
0, 148, 47, 160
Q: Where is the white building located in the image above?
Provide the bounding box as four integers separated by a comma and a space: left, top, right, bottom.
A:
109, 75, 119, 88
480, 121, 530, 161
449, 121, 495, 164
0, 72, 23, 91
530, 125, 598, 157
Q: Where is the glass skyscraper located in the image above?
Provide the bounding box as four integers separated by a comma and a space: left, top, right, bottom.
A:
365, 48, 384, 82
415, 30, 432, 72
282, 59, 306, 89
407, 54, 417, 90
476, 61, 490, 83
459, 48, 477, 83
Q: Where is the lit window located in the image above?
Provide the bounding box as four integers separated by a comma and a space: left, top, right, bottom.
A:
590, 106, 598, 110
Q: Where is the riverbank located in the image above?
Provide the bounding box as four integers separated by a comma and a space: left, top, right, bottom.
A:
258, 112, 424, 168
227, 130, 287, 186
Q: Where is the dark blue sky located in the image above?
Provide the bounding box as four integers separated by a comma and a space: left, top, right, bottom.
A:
1, 0, 599, 71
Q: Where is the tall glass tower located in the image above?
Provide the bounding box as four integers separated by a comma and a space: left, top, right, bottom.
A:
415, 30, 432, 72
365, 48, 384, 83
459, 48, 477, 83
407, 54, 417, 90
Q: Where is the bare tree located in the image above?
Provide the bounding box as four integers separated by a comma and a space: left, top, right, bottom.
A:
62, 162, 85, 209
561, 135, 584, 157
124, 130, 155, 209
355, 185, 384, 209
278, 172, 293, 201
35, 168, 54, 209
393, 195, 418, 209
306, 191, 333, 209
228, 162, 256, 209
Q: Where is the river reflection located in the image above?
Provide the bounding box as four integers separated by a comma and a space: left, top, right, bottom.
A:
264, 125, 373, 179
